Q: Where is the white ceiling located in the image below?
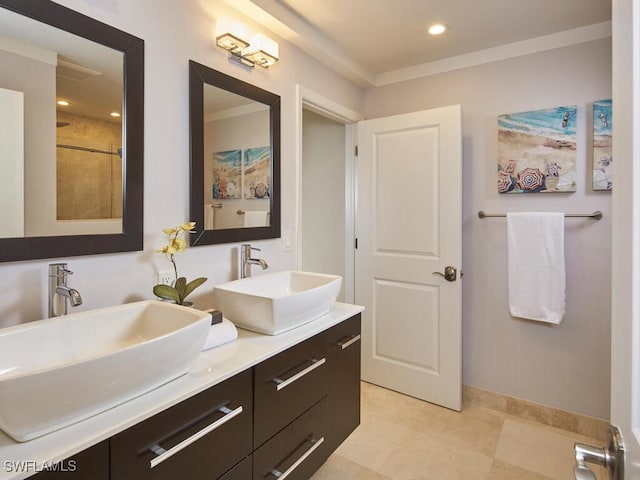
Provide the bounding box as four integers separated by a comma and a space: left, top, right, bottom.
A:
231, 0, 611, 86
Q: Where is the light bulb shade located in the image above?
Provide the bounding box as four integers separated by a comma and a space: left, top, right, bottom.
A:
216, 32, 250, 53
242, 34, 279, 67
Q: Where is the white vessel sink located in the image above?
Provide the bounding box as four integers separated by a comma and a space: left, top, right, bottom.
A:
0, 300, 210, 442
213, 270, 341, 335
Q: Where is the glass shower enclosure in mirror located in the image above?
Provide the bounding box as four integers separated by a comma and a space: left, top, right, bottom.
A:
0, 0, 143, 261
189, 60, 280, 245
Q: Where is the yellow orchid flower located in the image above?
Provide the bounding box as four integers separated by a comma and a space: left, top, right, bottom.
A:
172, 237, 186, 252
154, 222, 206, 305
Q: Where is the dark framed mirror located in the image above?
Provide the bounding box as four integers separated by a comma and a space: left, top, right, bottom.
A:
189, 60, 280, 245
0, 0, 143, 262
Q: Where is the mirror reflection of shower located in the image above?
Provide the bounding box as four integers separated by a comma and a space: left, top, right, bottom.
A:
55, 112, 122, 221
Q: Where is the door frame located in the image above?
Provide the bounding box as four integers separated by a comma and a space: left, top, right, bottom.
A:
295, 85, 363, 303
611, 0, 640, 474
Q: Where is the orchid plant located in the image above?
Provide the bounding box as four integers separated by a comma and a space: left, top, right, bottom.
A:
153, 222, 207, 305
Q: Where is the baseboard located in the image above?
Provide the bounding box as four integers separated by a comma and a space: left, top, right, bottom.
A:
463, 385, 609, 442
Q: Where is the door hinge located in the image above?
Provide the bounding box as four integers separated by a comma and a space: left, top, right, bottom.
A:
354, 238, 358, 249
355, 145, 358, 156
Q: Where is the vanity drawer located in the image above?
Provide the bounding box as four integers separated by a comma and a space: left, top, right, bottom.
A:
253, 332, 328, 448
110, 370, 252, 480
253, 398, 328, 480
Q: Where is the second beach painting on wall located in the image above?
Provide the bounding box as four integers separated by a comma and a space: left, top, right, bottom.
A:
592, 99, 612, 191
244, 146, 271, 199
497, 105, 577, 194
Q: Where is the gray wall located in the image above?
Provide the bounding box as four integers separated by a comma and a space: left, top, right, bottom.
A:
365, 38, 612, 419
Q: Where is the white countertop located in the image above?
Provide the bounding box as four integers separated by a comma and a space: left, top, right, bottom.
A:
0, 302, 363, 480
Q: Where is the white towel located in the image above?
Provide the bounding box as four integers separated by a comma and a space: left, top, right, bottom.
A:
204, 204, 215, 230
201, 318, 238, 350
507, 212, 565, 324
243, 210, 268, 227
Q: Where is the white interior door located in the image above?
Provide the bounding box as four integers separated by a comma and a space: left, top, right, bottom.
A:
355, 105, 462, 411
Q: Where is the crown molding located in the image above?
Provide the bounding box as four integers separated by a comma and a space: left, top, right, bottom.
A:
375, 21, 611, 86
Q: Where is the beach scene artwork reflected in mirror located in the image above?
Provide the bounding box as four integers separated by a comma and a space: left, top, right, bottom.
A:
244, 146, 270, 200
203, 81, 271, 230
592, 99, 612, 191
211, 149, 242, 200
497, 105, 577, 194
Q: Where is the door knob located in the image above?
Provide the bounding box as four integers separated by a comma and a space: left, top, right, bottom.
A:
432, 266, 457, 282
574, 425, 624, 480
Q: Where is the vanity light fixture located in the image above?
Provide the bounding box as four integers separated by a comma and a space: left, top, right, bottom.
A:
110, 112, 121, 117
216, 31, 279, 68
57, 100, 70, 106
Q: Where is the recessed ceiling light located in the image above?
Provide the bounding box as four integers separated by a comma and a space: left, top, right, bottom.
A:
428, 24, 447, 35
57, 100, 69, 106
110, 112, 121, 117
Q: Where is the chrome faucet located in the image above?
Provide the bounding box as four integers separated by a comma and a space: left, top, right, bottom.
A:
241, 244, 269, 278
49, 263, 82, 317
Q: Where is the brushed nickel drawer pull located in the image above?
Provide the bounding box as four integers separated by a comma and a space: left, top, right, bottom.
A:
149, 405, 243, 468
338, 334, 361, 350
270, 436, 325, 479
273, 357, 326, 391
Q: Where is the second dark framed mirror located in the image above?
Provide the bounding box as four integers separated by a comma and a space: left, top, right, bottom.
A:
189, 60, 281, 245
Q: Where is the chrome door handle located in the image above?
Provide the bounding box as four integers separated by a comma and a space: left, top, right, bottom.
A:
574, 425, 625, 480
433, 266, 457, 282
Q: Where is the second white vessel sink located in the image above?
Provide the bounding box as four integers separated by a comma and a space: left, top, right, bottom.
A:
0, 300, 210, 442
213, 270, 342, 335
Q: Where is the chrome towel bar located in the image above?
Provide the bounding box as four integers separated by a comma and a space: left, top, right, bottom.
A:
478, 210, 603, 220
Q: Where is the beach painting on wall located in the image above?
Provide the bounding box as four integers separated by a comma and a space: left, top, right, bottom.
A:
497, 105, 577, 194
244, 146, 271, 199
592, 99, 612, 191
211, 149, 241, 199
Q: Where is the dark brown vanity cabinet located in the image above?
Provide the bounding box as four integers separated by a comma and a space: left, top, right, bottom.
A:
110, 370, 253, 480
29, 314, 361, 480
252, 313, 361, 479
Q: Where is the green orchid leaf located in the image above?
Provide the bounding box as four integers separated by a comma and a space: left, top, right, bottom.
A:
175, 277, 187, 291
174, 277, 186, 301
183, 277, 207, 301
152, 284, 180, 303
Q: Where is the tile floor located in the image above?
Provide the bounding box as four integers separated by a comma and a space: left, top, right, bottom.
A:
312, 382, 606, 480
